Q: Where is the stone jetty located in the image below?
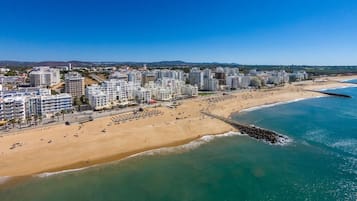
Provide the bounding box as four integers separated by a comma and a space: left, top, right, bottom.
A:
201, 111, 288, 144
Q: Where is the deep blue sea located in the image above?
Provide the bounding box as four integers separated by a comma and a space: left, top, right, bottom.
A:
1, 86, 356, 201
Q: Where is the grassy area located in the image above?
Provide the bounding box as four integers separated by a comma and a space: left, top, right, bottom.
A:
198, 92, 216, 96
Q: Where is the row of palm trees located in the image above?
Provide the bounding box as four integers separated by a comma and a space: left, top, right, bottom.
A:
3, 109, 71, 130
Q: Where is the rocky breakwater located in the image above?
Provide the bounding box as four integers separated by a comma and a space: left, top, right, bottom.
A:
201, 111, 289, 144
234, 123, 289, 144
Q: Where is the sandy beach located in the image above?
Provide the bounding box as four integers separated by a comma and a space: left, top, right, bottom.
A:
0, 75, 356, 179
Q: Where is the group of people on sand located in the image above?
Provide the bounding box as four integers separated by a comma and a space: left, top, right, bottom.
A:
111, 110, 163, 124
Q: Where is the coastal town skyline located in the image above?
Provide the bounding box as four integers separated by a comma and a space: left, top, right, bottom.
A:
1, 0, 357, 65
1, 1, 357, 200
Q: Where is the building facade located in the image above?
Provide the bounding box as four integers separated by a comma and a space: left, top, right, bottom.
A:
29, 67, 60, 87
65, 72, 85, 98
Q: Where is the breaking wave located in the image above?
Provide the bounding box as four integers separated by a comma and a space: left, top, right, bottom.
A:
130, 131, 245, 157
36, 167, 90, 178
240, 97, 322, 113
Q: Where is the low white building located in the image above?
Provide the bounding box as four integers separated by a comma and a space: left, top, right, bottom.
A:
38, 94, 73, 117
88, 90, 108, 110
134, 87, 152, 103
152, 88, 172, 101
181, 85, 198, 97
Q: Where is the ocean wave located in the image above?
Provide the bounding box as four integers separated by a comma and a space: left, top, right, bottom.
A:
340, 78, 357, 82
240, 97, 322, 113
331, 139, 357, 156
130, 131, 245, 157
304, 129, 328, 142
36, 167, 91, 178
319, 85, 357, 91
304, 129, 357, 157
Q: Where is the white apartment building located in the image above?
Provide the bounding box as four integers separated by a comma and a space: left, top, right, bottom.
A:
224, 67, 239, 76
0, 88, 72, 120
0, 96, 26, 121
109, 72, 128, 81
134, 87, 152, 103
226, 75, 251, 89
181, 85, 198, 97
86, 80, 141, 109
203, 78, 219, 91
152, 88, 172, 101
155, 78, 185, 97
290, 71, 308, 81
189, 68, 204, 90
38, 94, 72, 117
87, 90, 108, 110
29, 67, 60, 87
154, 69, 185, 81
128, 71, 142, 84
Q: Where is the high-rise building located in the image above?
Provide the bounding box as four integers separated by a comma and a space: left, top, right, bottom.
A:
142, 72, 156, 86
189, 68, 203, 89
65, 72, 85, 98
29, 67, 60, 87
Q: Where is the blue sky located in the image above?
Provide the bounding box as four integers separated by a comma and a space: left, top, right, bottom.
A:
0, 0, 356, 65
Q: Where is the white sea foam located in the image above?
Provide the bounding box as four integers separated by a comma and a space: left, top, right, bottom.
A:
319, 85, 357, 91
130, 131, 244, 157
340, 78, 357, 82
240, 97, 322, 113
331, 139, 357, 156
36, 167, 91, 178
0, 176, 11, 185
275, 135, 293, 146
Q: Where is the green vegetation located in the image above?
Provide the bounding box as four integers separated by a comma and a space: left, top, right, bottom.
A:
4, 70, 17, 76
73, 95, 88, 106
51, 90, 59, 95
198, 92, 215, 96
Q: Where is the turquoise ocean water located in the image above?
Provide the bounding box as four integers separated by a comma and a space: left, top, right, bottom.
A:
1, 86, 357, 201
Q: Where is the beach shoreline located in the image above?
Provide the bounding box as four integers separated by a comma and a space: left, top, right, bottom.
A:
0, 75, 356, 186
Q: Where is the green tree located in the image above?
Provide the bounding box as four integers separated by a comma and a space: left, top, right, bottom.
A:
33, 115, 39, 126
80, 95, 88, 104
60, 110, 66, 121
250, 77, 262, 88
39, 116, 43, 124
17, 118, 22, 128
55, 112, 61, 121
26, 116, 32, 126
5, 70, 17, 76
9, 119, 16, 128
74, 96, 82, 106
